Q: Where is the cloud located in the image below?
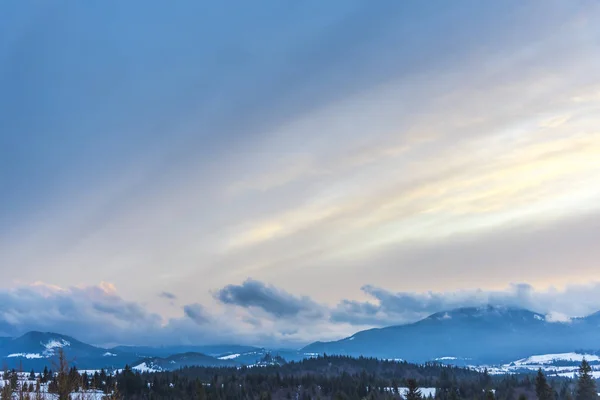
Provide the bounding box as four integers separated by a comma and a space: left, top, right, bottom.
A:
1, 0, 600, 343
331, 282, 600, 327
214, 279, 325, 319
0, 281, 343, 347
0, 282, 163, 345
4, 279, 600, 347
183, 303, 210, 325
159, 291, 177, 300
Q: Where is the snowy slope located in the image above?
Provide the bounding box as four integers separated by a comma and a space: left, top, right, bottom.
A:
303, 305, 600, 364
464, 352, 600, 378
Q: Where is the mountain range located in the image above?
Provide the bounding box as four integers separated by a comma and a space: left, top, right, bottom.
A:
2, 305, 600, 371
0, 331, 307, 371
303, 305, 600, 364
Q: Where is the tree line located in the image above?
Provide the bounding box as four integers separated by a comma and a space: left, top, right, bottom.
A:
1, 350, 598, 400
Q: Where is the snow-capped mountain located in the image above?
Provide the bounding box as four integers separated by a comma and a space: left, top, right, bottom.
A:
302, 305, 600, 364
5, 305, 600, 372
0, 332, 308, 371
0, 332, 139, 370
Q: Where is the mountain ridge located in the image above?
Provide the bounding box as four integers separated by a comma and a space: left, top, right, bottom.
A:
302, 305, 600, 363
3, 305, 600, 370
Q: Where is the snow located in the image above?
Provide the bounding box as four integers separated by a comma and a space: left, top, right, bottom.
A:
394, 387, 437, 397
0, 379, 106, 399
468, 352, 600, 377
43, 339, 71, 350
436, 357, 458, 361
132, 362, 161, 373
534, 315, 544, 321
303, 353, 320, 358
218, 353, 241, 360
545, 312, 572, 323
556, 371, 600, 379
514, 353, 600, 365
103, 352, 117, 357
7, 352, 44, 359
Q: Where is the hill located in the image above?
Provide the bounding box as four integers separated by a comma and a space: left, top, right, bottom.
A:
303, 305, 600, 364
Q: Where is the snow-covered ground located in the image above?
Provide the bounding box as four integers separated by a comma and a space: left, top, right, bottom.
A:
7, 352, 44, 359
467, 352, 600, 378
0, 377, 105, 400
382, 387, 437, 397
218, 353, 241, 360
513, 353, 600, 366
132, 362, 162, 373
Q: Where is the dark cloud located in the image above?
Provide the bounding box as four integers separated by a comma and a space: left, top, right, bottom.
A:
3, 279, 600, 347
159, 291, 177, 300
0, 283, 163, 345
183, 303, 211, 325
214, 278, 324, 319
331, 282, 600, 327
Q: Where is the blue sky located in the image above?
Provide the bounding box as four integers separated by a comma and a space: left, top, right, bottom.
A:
1, 1, 600, 346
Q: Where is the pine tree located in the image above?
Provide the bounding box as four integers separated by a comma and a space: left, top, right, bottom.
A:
536, 369, 554, 400
406, 378, 423, 400
576, 359, 597, 400
10, 370, 18, 390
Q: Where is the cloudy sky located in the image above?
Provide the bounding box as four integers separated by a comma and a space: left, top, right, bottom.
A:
1, 0, 600, 347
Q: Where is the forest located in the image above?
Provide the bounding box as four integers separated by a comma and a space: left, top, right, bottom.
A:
1, 352, 597, 400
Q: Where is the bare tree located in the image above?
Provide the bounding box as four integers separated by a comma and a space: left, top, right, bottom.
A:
52, 348, 75, 400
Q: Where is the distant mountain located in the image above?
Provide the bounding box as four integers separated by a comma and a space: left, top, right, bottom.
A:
111, 344, 263, 358
0, 332, 307, 371
132, 352, 239, 372
132, 351, 289, 372
0, 331, 139, 370
302, 305, 600, 364
7, 305, 600, 371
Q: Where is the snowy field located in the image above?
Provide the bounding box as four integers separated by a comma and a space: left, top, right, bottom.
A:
467, 352, 600, 378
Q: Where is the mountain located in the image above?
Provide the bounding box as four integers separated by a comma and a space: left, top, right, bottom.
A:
302, 305, 600, 364
132, 352, 239, 372
131, 351, 293, 372
0, 331, 139, 370
111, 344, 263, 358
6, 305, 600, 371
0, 332, 307, 371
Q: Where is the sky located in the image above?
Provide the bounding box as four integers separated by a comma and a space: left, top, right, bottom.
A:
1, 0, 600, 347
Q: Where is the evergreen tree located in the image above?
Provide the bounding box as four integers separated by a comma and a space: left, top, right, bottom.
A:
576, 359, 597, 400
406, 378, 423, 400
9, 370, 18, 390
536, 369, 554, 400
